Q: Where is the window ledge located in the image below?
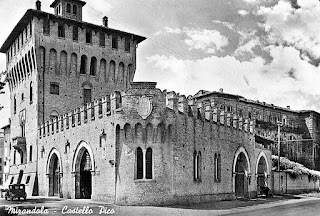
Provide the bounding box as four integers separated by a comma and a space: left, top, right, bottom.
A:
134, 179, 156, 183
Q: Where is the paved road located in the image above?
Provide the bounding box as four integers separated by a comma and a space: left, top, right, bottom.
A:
0, 195, 320, 216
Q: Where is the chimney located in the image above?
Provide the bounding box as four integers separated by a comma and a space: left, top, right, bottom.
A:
287, 106, 290, 110
219, 88, 223, 93
36, 0, 41, 10
103, 16, 108, 28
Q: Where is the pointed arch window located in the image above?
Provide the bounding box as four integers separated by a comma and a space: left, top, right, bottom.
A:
80, 55, 87, 74
30, 82, 33, 103
136, 147, 153, 180
90, 57, 97, 76
146, 148, 153, 179
136, 147, 143, 179
73, 5, 77, 15
66, 3, 71, 13
194, 151, 201, 181
214, 153, 221, 182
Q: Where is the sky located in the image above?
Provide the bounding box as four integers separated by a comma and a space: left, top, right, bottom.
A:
1, 0, 320, 128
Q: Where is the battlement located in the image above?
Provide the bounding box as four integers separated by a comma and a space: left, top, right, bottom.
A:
165, 91, 255, 134
38, 90, 122, 138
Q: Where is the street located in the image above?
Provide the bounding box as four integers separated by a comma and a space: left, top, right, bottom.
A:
0, 195, 320, 216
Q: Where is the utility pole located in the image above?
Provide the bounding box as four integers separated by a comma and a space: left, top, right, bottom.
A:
277, 121, 282, 171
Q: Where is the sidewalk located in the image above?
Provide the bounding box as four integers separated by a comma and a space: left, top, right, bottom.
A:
116, 195, 319, 216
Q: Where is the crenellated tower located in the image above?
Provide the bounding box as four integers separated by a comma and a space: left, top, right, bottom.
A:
0, 0, 145, 195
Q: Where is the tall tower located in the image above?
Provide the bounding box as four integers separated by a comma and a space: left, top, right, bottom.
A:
0, 0, 145, 194
50, 0, 86, 21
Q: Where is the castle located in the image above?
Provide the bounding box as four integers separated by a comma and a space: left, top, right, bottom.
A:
0, 0, 318, 206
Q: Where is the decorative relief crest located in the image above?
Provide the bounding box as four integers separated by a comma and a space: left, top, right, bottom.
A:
137, 95, 153, 119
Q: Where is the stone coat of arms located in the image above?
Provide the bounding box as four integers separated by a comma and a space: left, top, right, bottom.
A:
137, 95, 153, 119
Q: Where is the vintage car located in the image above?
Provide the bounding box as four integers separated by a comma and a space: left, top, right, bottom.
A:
5, 184, 27, 201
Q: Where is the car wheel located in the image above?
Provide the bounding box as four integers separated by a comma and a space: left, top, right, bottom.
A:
24, 197, 26, 201
18, 197, 20, 200
5, 196, 7, 200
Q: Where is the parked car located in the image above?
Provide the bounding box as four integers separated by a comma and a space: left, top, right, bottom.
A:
5, 184, 27, 201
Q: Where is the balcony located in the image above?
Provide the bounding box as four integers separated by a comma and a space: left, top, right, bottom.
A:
12, 136, 26, 151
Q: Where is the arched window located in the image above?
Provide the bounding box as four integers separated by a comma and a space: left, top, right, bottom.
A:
25, 55, 29, 77
146, 148, 153, 179
13, 96, 17, 114
73, 5, 77, 15
118, 62, 124, 85
100, 59, 107, 82
14, 150, 16, 164
28, 51, 33, 73
136, 147, 143, 179
194, 150, 201, 181
66, 3, 71, 13
50, 110, 59, 120
115, 91, 122, 109
80, 55, 87, 74
214, 153, 221, 182
29, 145, 32, 162
58, 23, 65, 38
197, 151, 201, 180
109, 60, 115, 83
30, 82, 33, 103
86, 29, 92, 44
90, 57, 97, 76
83, 83, 92, 104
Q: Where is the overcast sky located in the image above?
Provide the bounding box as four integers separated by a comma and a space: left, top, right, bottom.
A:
1, 0, 320, 128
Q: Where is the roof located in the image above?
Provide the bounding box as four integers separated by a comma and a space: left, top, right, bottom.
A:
193, 90, 244, 100
0, 9, 146, 53
193, 90, 302, 114
50, 0, 86, 8
1, 124, 10, 130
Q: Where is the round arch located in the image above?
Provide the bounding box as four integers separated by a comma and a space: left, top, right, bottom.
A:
72, 140, 95, 173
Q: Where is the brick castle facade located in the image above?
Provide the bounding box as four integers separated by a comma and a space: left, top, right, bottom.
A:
0, 0, 317, 205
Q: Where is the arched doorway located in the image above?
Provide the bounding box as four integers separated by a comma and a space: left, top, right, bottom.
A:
75, 148, 92, 199
234, 151, 250, 198
48, 153, 60, 196
256, 152, 269, 195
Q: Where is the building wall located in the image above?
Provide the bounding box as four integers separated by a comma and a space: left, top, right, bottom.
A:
2, 125, 11, 185
0, 130, 4, 185
33, 15, 138, 124
194, 93, 317, 170
37, 85, 272, 205
273, 171, 319, 194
